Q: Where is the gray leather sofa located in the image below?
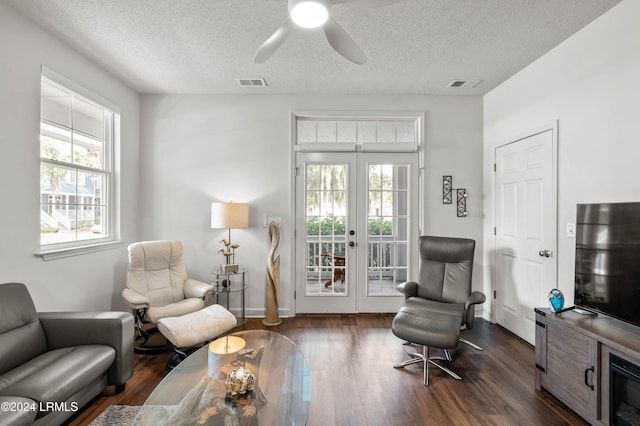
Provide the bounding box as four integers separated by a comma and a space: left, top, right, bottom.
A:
0, 283, 134, 426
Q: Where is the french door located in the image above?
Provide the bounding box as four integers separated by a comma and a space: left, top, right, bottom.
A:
295, 152, 419, 313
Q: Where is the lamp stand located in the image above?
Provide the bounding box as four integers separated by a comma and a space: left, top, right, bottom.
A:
222, 264, 239, 273
222, 228, 239, 273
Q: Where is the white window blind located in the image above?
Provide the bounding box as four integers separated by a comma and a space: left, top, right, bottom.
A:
293, 111, 422, 152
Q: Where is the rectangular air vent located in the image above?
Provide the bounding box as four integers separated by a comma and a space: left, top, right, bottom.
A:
236, 78, 267, 87
446, 79, 482, 88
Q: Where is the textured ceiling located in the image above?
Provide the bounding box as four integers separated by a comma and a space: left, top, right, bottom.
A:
4, 0, 621, 95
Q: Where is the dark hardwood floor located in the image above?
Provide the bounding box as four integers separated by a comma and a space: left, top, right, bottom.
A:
66, 315, 588, 426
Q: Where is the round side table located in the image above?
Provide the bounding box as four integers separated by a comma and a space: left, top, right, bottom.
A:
210, 269, 246, 325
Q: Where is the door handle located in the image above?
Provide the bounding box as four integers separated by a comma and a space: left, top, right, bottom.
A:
538, 250, 552, 258
584, 366, 595, 390
349, 241, 355, 247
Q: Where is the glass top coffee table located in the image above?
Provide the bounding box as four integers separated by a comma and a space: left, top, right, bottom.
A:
134, 330, 310, 425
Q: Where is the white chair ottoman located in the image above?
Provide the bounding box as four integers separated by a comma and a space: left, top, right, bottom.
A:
157, 304, 237, 367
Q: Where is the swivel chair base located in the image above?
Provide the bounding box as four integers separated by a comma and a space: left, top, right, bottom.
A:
460, 337, 483, 351
394, 346, 462, 385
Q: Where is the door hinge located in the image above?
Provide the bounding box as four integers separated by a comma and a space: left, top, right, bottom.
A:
493, 290, 497, 299
493, 163, 496, 172
493, 227, 497, 235
293, 167, 298, 177
293, 290, 296, 300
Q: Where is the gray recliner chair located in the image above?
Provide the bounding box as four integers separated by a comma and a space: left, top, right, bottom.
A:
0, 282, 133, 425
392, 236, 485, 385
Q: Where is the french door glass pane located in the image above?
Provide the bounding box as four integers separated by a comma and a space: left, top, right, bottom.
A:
367, 164, 408, 296
305, 164, 348, 296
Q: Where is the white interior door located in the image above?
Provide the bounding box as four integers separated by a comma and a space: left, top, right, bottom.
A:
295, 152, 418, 314
495, 128, 557, 344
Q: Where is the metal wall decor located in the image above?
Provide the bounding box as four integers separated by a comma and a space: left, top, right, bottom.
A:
442, 176, 452, 204
443, 175, 469, 217
457, 189, 468, 217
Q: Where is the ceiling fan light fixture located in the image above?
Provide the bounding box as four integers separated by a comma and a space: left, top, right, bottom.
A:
289, 0, 329, 29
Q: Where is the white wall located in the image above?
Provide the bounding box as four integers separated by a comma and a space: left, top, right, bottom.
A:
0, 3, 141, 311
0, 2, 483, 316
483, 0, 640, 318
140, 94, 484, 317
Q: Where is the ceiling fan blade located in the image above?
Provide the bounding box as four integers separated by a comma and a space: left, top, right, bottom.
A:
254, 18, 295, 64
331, 0, 405, 8
323, 17, 367, 65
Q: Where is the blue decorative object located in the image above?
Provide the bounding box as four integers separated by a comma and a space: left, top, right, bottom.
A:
548, 289, 565, 312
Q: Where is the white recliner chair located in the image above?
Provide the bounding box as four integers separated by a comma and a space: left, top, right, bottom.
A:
122, 240, 223, 355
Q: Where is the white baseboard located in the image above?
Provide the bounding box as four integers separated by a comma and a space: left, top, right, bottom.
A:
228, 307, 291, 319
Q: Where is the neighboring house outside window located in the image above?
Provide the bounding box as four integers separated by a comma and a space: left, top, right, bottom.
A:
39, 75, 117, 251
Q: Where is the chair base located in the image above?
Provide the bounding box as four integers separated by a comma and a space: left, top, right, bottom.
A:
167, 341, 215, 369
460, 337, 483, 351
134, 324, 171, 354
167, 347, 188, 369
394, 346, 462, 386
131, 309, 171, 354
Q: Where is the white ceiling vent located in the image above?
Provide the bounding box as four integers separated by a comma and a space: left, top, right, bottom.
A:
236, 78, 268, 87
446, 79, 482, 89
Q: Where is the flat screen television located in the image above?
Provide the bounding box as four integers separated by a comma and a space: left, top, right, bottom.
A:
574, 202, 640, 327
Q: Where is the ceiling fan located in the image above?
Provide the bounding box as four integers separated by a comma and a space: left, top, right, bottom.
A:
255, 0, 405, 65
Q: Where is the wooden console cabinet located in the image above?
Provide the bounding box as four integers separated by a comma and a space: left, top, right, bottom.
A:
535, 308, 640, 425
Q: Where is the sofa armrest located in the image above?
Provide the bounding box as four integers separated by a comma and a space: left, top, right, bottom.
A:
0, 396, 37, 426
38, 311, 134, 389
184, 278, 214, 299
122, 288, 151, 310
396, 281, 419, 299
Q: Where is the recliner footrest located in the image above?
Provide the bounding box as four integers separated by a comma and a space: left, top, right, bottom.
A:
391, 306, 461, 349
157, 305, 237, 349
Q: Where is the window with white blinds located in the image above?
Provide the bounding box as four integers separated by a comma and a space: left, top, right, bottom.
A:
39, 72, 119, 253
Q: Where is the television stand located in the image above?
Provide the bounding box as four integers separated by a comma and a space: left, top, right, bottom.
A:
535, 307, 640, 425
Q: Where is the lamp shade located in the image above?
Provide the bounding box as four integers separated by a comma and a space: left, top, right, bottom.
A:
211, 202, 249, 229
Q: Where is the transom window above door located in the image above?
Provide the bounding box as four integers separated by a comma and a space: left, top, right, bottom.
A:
293, 111, 423, 152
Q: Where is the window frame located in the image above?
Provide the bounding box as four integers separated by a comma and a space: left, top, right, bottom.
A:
36, 67, 121, 260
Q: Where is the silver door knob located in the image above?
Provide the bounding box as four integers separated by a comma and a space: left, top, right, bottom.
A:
538, 250, 552, 258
